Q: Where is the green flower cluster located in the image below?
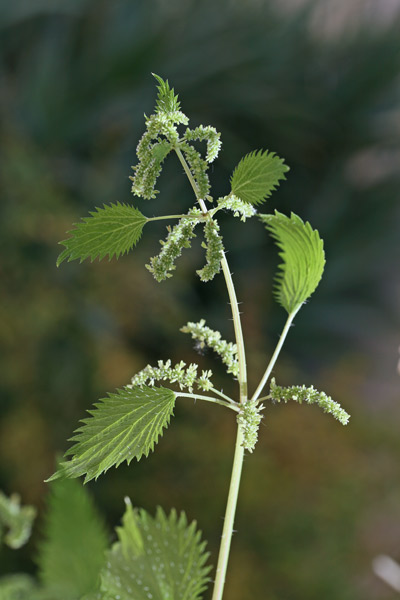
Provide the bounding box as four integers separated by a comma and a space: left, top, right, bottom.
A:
237, 401, 264, 452
180, 141, 211, 198
197, 219, 224, 282
130, 112, 188, 200
130, 76, 221, 203
181, 319, 239, 377
268, 378, 350, 425
146, 210, 201, 282
217, 194, 257, 222
183, 125, 222, 163
130, 360, 213, 393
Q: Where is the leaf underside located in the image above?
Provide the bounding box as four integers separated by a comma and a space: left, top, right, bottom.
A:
49, 386, 176, 483
37, 478, 108, 599
99, 500, 211, 600
57, 202, 147, 266
260, 211, 325, 314
230, 149, 289, 206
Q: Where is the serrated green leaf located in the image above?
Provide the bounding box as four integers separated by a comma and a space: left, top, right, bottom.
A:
0, 491, 36, 549
230, 149, 289, 206
152, 73, 181, 114
37, 478, 108, 600
49, 386, 176, 483
99, 499, 211, 600
260, 211, 325, 314
57, 203, 147, 266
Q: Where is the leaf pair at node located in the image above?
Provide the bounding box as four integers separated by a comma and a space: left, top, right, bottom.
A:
47, 319, 239, 485
55, 75, 290, 286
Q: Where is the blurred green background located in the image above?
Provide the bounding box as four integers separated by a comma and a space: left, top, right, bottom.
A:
1, 0, 400, 598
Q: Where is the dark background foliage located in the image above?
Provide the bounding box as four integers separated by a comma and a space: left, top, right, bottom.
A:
0, 1, 399, 598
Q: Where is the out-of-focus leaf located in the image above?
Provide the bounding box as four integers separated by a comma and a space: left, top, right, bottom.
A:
0, 491, 36, 550
37, 478, 108, 600
98, 499, 211, 600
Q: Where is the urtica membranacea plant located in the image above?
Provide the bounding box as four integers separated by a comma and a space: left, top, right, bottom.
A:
48, 74, 350, 600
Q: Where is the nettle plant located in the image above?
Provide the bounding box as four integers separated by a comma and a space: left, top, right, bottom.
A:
48, 75, 349, 600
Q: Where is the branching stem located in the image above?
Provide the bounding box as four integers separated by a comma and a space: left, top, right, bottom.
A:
174, 145, 248, 600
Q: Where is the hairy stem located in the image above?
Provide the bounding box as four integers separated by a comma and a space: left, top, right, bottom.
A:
174, 145, 248, 600
176, 392, 239, 412
210, 387, 239, 406
146, 214, 196, 222
211, 428, 245, 600
173, 145, 248, 400
251, 308, 299, 403
174, 146, 203, 204
219, 257, 248, 402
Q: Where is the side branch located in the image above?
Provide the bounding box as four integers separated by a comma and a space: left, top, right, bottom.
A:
251, 308, 299, 403
176, 392, 239, 412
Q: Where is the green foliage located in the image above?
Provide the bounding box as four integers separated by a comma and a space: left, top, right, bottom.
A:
260, 211, 325, 315
2, 3, 397, 595
181, 319, 239, 377
0, 491, 36, 550
37, 478, 108, 600
268, 378, 350, 425
57, 203, 147, 266
97, 499, 211, 600
230, 150, 289, 207
49, 386, 176, 483
153, 73, 182, 115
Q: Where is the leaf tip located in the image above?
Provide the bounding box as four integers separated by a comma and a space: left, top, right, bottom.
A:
45, 471, 62, 483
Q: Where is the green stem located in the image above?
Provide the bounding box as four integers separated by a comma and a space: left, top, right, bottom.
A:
174, 143, 248, 600
174, 145, 248, 400
174, 146, 204, 205
211, 428, 245, 600
211, 387, 238, 406
220, 257, 248, 403
251, 308, 299, 404
146, 214, 194, 222
176, 392, 239, 412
